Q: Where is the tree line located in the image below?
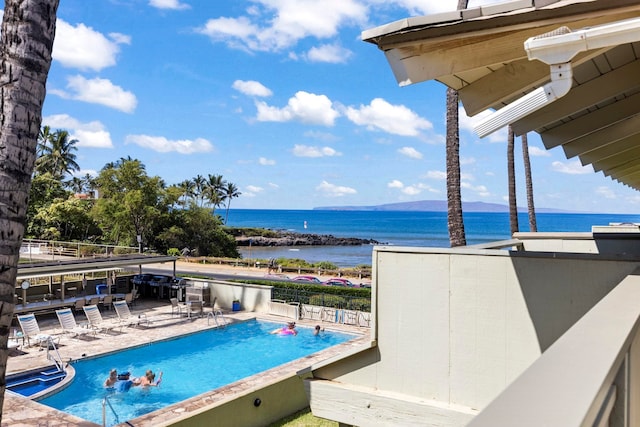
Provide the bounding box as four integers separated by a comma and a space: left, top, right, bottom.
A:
28, 125, 242, 258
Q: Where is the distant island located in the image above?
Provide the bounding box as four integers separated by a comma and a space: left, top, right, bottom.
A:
314, 200, 571, 213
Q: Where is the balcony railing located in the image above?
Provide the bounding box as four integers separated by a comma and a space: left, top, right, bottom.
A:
468, 268, 640, 427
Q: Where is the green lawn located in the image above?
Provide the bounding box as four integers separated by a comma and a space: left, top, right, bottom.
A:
269, 408, 338, 427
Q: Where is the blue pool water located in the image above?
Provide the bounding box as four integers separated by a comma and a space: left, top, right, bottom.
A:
39, 320, 354, 426
7, 366, 66, 398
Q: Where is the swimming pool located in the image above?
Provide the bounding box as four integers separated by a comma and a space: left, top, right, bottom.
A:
39, 319, 354, 426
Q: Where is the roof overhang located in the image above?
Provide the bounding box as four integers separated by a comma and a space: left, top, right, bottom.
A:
16, 255, 177, 281
363, 0, 640, 191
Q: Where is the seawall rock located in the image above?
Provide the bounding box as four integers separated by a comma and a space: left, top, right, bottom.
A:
235, 232, 379, 247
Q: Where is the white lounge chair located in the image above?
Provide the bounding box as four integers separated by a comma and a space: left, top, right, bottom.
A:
82, 304, 120, 333
56, 308, 92, 338
113, 300, 149, 327
16, 314, 60, 347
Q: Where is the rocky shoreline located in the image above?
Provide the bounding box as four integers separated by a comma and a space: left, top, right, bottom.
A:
235, 231, 379, 247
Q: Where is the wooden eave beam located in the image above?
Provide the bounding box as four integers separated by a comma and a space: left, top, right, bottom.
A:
582, 136, 640, 171
561, 115, 640, 159
381, 12, 640, 87
540, 92, 640, 149
511, 56, 640, 135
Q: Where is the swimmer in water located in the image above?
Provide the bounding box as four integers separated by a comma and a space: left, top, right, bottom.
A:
270, 322, 298, 336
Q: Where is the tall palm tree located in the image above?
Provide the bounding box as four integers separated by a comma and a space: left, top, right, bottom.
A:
0, 0, 59, 418
35, 129, 80, 179
507, 126, 519, 235
521, 133, 538, 232
223, 182, 241, 224
445, 0, 469, 248
192, 175, 206, 207
205, 174, 226, 214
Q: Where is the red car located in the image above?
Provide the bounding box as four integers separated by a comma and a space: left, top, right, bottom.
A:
292, 275, 321, 283
323, 278, 356, 287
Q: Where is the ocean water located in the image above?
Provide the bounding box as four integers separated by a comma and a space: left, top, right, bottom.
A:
226, 209, 640, 267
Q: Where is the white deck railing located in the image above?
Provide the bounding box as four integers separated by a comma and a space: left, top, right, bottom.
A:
268, 299, 299, 320
468, 268, 640, 427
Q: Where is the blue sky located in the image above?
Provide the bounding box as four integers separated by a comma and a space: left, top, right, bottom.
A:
20, 0, 640, 213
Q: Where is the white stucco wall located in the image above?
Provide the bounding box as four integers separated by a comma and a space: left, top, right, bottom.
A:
314, 246, 640, 416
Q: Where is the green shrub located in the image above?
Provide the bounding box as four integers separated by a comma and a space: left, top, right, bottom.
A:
167, 247, 181, 256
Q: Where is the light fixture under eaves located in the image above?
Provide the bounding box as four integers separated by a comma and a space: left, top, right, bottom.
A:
474, 17, 640, 138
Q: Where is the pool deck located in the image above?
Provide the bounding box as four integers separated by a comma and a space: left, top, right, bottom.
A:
3, 298, 368, 426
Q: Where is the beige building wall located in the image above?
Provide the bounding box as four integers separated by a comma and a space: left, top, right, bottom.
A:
313, 246, 640, 416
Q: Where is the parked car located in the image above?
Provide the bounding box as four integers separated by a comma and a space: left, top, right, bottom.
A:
323, 278, 355, 287
263, 273, 291, 280
292, 275, 321, 283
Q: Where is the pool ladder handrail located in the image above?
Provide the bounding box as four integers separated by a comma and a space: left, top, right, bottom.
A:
207, 309, 228, 327
102, 394, 120, 427
46, 337, 64, 372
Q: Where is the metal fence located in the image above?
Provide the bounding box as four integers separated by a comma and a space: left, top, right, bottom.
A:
272, 287, 371, 312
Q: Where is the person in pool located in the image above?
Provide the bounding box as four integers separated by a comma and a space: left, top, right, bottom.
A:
313, 325, 324, 336
270, 322, 297, 336
133, 370, 163, 387
104, 369, 118, 387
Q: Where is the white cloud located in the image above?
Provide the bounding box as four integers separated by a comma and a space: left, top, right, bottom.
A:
53, 19, 129, 71
73, 168, 98, 178
256, 91, 339, 126
529, 146, 551, 157
595, 186, 616, 199
305, 43, 352, 63
149, 0, 190, 10
232, 80, 273, 97
316, 180, 356, 197
402, 186, 422, 196
292, 144, 341, 157
346, 98, 432, 136
426, 170, 446, 180
461, 181, 490, 197
42, 114, 113, 148
125, 135, 214, 154
246, 185, 264, 193
259, 157, 276, 165
51, 75, 137, 113
196, 0, 366, 53
268, 182, 280, 189
398, 146, 423, 159
387, 179, 404, 188
458, 106, 508, 143
551, 160, 593, 175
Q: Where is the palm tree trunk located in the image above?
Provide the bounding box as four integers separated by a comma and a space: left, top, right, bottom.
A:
445, 0, 469, 248
507, 126, 519, 235
446, 87, 466, 247
521, 133, 538, 232
0, 0, 59, 418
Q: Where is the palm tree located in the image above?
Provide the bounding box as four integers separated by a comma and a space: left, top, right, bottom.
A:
66, 176, 84, 194
192, 175, 206, 207
0, 0, 59, 418
35, 129, 80, 179
178, 179, 195, 207
205, 174, 226, 214
507, 126, 519, 235
223, 182, 241, 224
521, 133, 538, 232
445, 0, 469, 248
83, 173, 97, 198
